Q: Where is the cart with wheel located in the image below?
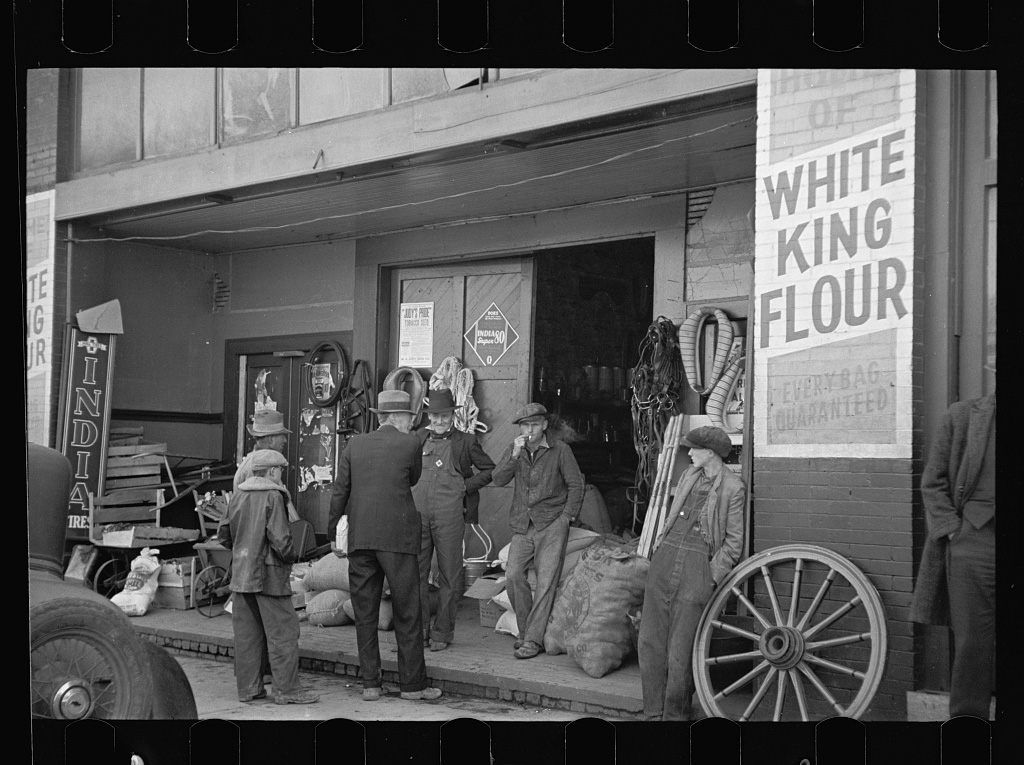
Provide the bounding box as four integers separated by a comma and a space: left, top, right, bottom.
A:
192, 540, 233, 618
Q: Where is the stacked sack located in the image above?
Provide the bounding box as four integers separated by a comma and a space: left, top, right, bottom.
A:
110, 547, 162, 617
300, 553, 396, 630
544, 538, 649, 678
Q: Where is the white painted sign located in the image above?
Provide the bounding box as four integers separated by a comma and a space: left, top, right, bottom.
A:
464, 302, 519, 366
25, 190, 55, 445
754, 69, 916, 458
399, 301, 434, 367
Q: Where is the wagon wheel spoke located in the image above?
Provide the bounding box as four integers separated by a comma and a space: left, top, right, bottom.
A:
789, 668, 810, 722
798, 661, 846, 715
802, 652, 867, 681
731, 586, 773, 631
795, 568, 837, 631
806, 632, 872, 651
704, 649, 764, 666
803, 595, 863, 640
710, 618, 761, 642
772, 668, 788, 721
786, 558, 803, 627
760, 565, 785, 625
740, 667, 779, 722
713, 660, 770, 700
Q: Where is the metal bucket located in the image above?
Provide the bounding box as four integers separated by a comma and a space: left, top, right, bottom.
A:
463, 560, 489, 591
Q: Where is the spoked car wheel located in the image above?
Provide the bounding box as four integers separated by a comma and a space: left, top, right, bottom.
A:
30, 598, 154, 719
693, 544, 887, 721
192, 565, 229, 618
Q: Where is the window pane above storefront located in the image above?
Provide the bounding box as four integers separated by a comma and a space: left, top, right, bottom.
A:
391, 68, 479, 103
298, 68, 387, 124
78, 68, 140, 170
143, 68, 215, 158
221, 68, 293, 143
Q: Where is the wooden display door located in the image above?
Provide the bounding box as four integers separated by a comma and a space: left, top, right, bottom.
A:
389, 257, 535, 556
240, 352, 302, 500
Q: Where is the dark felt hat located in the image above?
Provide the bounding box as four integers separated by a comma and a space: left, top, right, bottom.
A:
423, 388, 460, 414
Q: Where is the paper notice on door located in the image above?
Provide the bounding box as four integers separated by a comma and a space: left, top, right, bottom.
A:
398, 302, 434, 367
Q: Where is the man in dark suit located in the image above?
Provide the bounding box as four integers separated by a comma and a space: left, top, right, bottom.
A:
911, 390, 996, 719
414, 388, 495, 652
329, 389, 443, 702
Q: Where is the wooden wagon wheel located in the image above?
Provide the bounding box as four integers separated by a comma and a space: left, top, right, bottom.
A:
92, 557, 129, 598
693, 544, 887, 721
192, 565, 229, 618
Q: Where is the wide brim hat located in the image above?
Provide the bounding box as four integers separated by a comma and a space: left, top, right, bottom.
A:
512, 402, 549, 424
422, 388, 460, 414
247, 409, 292, 437
680, 425, 732, 458
369, 389, 417, 414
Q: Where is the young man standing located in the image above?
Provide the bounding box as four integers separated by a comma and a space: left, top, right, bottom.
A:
491, 403, 584, 659
218, 449, 319, 706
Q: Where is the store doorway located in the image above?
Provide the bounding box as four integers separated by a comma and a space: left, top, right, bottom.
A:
531, 238, 655, 534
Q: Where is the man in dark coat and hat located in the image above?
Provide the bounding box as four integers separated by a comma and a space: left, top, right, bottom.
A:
911, 390, 996, 719
414, 388, 495, 652
328, 389, 443, 702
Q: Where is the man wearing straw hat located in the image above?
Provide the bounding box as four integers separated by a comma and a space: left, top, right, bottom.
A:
638, 425, 745, 720
328, 389, 443, 702
414, 388, 496, 652
491, 402, 584, 660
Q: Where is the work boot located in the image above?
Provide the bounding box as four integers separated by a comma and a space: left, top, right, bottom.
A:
429, 640, 448, 652
514, 641, 543, 659
274, 689, 320, 705
400, 687, 443, 701
239, 690, 267, 703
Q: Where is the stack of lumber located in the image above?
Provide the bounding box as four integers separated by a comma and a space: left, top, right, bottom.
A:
153, 556, 199, 610
105, 426, 168, 491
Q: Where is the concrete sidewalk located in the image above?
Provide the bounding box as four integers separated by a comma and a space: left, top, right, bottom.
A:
128, 595, 645, 719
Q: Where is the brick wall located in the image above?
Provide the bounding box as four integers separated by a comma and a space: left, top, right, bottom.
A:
26, 69, 60, 195
752, 456, 915, 717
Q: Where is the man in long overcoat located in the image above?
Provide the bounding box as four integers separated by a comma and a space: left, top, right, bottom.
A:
329, 389, 443, 702
910, 391, 996, 719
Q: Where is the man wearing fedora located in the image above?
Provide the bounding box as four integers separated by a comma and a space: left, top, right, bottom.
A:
491, 402, 584, 659
234, 409, 300, 523
638, 425, 745, 720
328, 389, 443, 702
414, 389, 496, 652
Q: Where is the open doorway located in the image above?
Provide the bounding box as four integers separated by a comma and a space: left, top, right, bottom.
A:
531, 238, 655, 535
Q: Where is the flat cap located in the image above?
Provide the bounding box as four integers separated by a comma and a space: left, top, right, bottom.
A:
680, 426, 732, 458
512, 402, 548, 424
249, 449, 289, 471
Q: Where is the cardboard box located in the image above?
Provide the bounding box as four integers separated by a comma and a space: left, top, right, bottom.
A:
158, 556, 198, 587
479, 599, 503, 629
153, 585, 193, 610
102, 528, 136, 547
463, 574, 506, 600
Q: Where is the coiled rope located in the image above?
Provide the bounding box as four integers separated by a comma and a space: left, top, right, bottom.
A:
629, 316, 685, 533
678, 307, 733, 396
428, 356, 487, 433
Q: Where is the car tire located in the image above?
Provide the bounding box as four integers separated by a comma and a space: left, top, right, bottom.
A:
142, 641, 198, 719
30, 597, 155, 719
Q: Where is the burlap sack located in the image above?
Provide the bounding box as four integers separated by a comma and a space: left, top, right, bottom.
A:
304, 553, 350, 592
342, 597, 394, 630
306, 589, 353, 627
543, 541, 649, 677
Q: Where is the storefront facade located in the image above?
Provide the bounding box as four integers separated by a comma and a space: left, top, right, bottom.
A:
24, 68, 996, 716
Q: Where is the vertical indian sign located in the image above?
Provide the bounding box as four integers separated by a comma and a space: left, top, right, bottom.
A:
26, 190, 56, 445
754, 69, 917, 458
59, 328, 116, 537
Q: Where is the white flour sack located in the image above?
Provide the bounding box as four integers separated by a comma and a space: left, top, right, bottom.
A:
111, 548, 162, 617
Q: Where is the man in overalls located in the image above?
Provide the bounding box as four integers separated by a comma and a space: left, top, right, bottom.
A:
414, 389, 496, 652
638, 425, 745, 720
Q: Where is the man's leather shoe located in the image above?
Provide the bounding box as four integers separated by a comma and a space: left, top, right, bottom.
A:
400, 687, 443, 701
514, 641, 543, 659
429, 640, 448, 652
239, 690, 267, 702
274, 689, 319, 705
